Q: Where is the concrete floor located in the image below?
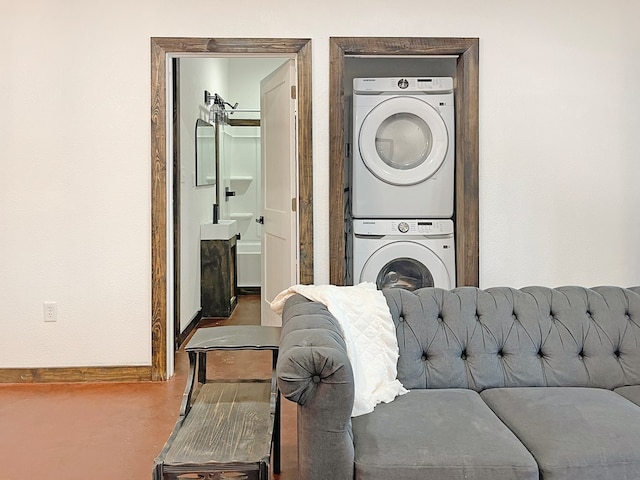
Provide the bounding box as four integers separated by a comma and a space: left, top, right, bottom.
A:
0, 296, 298, 479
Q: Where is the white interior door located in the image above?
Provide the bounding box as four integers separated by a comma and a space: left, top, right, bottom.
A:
260, 60, 298, 326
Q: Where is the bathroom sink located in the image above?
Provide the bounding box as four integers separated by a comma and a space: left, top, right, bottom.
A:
200, 220, 237, 240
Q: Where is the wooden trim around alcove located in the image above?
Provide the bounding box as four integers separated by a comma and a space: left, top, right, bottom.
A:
329, 37, 480, 287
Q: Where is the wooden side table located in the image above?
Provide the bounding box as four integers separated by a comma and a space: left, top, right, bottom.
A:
154, 326, 281, 480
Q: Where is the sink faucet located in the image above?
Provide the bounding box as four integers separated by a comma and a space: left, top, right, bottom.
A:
213, 204, 219, 224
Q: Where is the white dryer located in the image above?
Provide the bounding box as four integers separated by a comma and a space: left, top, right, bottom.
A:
352, 77, 455, 219
352, 218, 456, 290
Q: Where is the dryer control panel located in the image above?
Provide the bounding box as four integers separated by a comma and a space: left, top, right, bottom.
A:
353, 77, 454, 94
353, 219, 454, 236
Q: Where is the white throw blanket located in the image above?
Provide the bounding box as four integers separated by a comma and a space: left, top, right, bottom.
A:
271, 283, 408, 417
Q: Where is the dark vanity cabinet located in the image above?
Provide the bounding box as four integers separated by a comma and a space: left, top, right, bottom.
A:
200, 236, 237, 318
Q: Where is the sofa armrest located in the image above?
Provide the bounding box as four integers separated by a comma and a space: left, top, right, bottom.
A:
276, 294, 355, 480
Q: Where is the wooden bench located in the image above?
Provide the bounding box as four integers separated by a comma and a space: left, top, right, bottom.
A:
154, 326, 281, 480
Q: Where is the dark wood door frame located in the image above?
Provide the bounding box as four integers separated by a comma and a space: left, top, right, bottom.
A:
151, 38, 313, 381
329, 37, 479, 287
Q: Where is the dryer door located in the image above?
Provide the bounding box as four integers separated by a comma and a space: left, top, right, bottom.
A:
360, 241, 451, 290
358, 96, 449, 186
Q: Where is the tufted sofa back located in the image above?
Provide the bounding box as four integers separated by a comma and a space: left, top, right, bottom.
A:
383, 286, 640, 391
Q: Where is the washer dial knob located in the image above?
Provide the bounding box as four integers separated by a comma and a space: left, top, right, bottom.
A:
398, 222, 410, 233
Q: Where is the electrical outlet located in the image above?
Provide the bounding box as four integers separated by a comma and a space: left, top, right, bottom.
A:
44, 301, 57, 322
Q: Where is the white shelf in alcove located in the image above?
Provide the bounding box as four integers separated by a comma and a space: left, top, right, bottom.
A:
229, 212, 254, 220
230, 176, 253, 183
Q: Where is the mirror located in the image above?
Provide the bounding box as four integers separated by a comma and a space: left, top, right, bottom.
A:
195, 118, 217, 188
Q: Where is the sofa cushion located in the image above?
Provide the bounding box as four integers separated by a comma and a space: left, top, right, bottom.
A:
615, 385, 640, 407
351, 389, 538, 480
481, 387, 640, 480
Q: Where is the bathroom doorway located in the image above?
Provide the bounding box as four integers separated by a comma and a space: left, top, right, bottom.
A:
175, 56, 295, 339
151, 38, 313, 380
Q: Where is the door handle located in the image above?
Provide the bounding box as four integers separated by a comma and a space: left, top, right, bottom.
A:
256, 216, 264, 224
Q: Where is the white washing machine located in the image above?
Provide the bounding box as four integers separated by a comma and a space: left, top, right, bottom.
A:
352, 218, 456, 290
352, 77, 455, 219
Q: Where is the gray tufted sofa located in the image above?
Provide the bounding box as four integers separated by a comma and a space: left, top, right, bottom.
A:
276, 286, 640, 480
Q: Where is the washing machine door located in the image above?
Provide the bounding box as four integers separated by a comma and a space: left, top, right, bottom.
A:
358, 96, 449, 186
359, 241, 451, 290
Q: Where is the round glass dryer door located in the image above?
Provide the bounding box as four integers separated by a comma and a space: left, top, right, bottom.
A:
358, 96, 449, 186
360, 241, 451, 290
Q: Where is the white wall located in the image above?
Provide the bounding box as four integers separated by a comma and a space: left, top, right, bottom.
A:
228, 58, 288, 111
178, 58, 228, 332
1, 0, 639, 369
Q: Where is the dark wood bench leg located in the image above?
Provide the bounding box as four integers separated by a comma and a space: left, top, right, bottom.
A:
273, 391, 281, 474
179, 352, 198, 417
198, 352, 207, 384
260, 459, 269, 480
272, 349, 281, 474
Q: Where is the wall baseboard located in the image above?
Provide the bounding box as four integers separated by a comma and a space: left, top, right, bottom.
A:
177, 309, 202, 349
238, 286, 260, 296
0, 365, 153, 383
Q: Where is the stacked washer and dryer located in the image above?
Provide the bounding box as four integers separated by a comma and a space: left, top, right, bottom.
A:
351, 77, 457, 290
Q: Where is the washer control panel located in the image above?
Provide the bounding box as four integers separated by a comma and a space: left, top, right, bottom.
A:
353, 219, 454, 236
